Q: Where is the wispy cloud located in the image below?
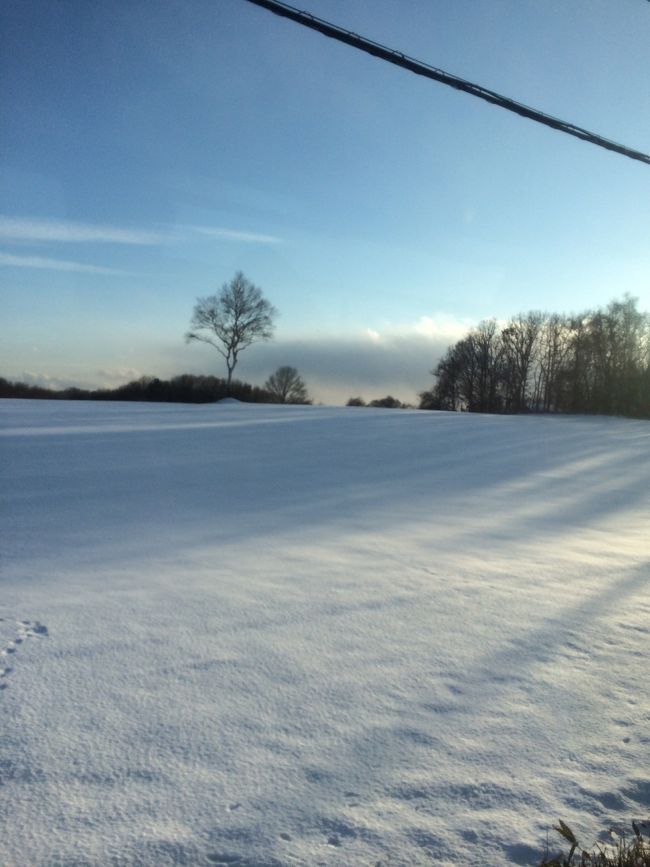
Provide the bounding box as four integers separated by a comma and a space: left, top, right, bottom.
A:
0, 252, 126, 274
191, 226, 283, 244
0, 215, 283, 247
0, 215, 169, 245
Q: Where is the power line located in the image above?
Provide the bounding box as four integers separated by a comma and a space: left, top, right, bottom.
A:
242, 0, 650, 166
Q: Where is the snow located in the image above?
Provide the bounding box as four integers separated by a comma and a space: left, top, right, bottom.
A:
1, 398, 649, 866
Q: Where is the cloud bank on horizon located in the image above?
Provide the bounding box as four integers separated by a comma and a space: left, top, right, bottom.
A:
12, 316, 468, 406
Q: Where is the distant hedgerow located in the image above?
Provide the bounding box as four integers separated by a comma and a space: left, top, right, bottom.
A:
0, 374, 274, 404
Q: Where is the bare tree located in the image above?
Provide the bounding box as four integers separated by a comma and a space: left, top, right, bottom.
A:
501, 311, 542, 412
186, 272, 277, 388
530, 313, 569, 412
264, 366, 310, 404
471, 319, 503, 413
421, 296, 649, 418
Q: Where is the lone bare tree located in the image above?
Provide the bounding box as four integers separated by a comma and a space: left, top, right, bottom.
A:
264, 366, 310, 404
186, 272, 277, 388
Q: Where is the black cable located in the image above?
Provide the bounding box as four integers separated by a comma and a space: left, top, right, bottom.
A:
242, 0, 650, 166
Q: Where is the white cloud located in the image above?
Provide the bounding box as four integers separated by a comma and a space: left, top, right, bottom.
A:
0, 252, 126, 274
0, 215, 169, 245
94, 367, 144, 386
13, 368, 145, 392
413, 313, 474, 341
190, 226, 283, 244
361, 313, 474, 345
17, 371, 87, 391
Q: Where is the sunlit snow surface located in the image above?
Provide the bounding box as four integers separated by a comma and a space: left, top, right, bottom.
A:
1, 399, 649, 866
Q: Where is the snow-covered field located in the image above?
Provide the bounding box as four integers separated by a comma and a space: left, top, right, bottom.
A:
1, 399, 649, 867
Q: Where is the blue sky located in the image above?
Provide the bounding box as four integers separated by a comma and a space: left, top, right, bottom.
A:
2, 0, 649, 403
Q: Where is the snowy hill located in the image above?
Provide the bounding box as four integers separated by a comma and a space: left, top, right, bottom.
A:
1, 399, 649, 866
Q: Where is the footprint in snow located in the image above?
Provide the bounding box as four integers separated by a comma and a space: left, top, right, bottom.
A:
0, 619, 48, 691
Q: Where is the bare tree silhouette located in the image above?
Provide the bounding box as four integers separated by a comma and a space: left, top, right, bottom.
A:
186, 272, 277, 389
264, 366, 310, 404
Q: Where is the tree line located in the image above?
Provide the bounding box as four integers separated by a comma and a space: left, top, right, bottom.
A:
419, 295, 649, 418
0, 370, 311, 405
2, 275, 648, 418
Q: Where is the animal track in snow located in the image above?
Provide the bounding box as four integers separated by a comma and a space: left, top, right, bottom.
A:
0, 618, 48, 689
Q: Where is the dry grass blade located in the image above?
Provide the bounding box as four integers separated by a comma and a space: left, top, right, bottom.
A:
540, 820, 650, 866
